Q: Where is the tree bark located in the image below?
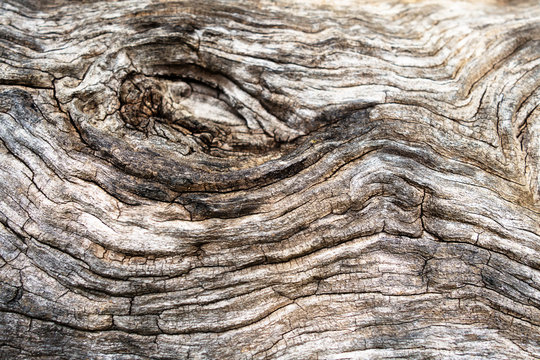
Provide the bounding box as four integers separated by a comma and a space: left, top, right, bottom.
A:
0, 0, 539, 358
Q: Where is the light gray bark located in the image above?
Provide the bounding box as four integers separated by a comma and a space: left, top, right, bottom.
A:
0, 0, 539, 358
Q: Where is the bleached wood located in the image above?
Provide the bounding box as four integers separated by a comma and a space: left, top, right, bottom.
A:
0, 0, 539, 358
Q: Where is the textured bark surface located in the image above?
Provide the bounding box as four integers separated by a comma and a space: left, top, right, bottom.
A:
0, 0, 540, 358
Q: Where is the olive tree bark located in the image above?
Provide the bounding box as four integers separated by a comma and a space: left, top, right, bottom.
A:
0, 0, 539, 358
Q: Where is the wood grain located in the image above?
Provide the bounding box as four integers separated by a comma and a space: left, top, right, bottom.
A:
0, 0, 539, 358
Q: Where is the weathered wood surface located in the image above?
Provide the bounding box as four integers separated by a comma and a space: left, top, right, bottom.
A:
0, 0, 539, 358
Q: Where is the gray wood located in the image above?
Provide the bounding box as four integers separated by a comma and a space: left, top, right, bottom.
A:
0, 0, 539, 358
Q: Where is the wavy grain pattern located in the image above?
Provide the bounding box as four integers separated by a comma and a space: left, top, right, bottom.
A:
0, 0, 539, 358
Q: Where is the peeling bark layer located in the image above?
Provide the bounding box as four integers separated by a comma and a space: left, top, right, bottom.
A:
0, 0, 539, 358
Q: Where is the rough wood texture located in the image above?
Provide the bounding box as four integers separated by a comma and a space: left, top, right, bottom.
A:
1, 0, 539, 358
